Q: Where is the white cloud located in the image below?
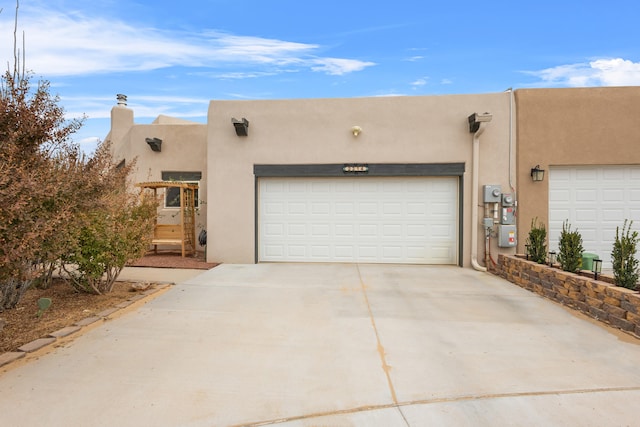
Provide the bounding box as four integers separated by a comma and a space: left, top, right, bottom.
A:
531, 58, 640, 87
207, 71, 280, 80
411, 77, 428, 87
0, 5, 374, 77
62, 94, 211, 120
78, 136, 100, 147
311, 58, 376, 76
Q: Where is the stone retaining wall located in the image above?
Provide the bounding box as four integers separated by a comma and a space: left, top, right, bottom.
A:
491, 254, 640, 339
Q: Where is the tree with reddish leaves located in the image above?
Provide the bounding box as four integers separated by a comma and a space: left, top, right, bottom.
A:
0, 1, 155, 308
0, 3, 84, 307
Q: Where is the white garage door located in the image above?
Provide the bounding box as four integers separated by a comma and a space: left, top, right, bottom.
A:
258, 176, 458, 264
549, 166, 640, 268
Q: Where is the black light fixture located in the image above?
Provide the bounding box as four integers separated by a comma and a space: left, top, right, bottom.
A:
468, 112, 493, 133
525, 244, 530, 260
145, 137, 162, 152
232, 118, 249, 136
592, 258, 603, 280
531, 165, 545, 182
548, 250, 556, 267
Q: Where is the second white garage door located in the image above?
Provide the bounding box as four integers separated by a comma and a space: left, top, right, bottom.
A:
549, 165, 640, 268
258, 176, 458, 264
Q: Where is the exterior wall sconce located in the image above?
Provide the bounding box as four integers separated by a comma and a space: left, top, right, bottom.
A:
548, 250, 556, 266
531, 165, 545, 182
592, 258, 602, 280
232, 118, 249, 136
351, 126, 362, 137
467, 112, 493, 133
145, 137, 162, 152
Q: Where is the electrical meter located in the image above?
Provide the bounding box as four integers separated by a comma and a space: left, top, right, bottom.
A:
483, 185, 501, 203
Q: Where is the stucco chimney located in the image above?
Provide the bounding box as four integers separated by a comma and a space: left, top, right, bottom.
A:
110, 94, 134, 151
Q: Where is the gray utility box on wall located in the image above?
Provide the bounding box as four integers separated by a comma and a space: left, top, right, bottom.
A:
498, 225, 517, 247
483, 185, 501, 203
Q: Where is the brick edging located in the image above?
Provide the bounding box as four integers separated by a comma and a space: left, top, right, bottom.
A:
490, 255, 640, 338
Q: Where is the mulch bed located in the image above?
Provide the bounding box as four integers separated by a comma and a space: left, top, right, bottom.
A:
128, 251, 219, 270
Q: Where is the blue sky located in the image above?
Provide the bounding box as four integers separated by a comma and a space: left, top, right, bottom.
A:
1, 0, 639, 154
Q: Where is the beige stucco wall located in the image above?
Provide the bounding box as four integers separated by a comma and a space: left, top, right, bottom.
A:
207, 93, 515, 265
107, 106, 208, 244
515, 86, 640, 252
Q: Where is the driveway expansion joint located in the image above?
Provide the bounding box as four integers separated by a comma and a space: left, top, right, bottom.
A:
355, 264, 411, 427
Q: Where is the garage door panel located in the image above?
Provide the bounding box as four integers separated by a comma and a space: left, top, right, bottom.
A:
358, 202, 378, 215
603, 169, 625, 180
603, 209, 624, 222
576, 169, 598, 180
576, 189, 597, 202
383, 202, 402, 215
264, 201, 285, 215
549, 166, 640, 269
264, 245, 284, 257
407, 225, 427, 238
549, 210, 571, 224
259, 177, 458, 264
407, 202, 427, 215
287, 223, 306, 236
382, 246, 403, 259
549, 189, 570, 202
265, 223, 284, 236
335, 224, 355, 237
311, 224, 330, 237
335, 202, 355, 215
576, 209, 597, 221
603, 189, 624, 202
382, 224, 402, 237
288, 202, 306, 214
359, 224, 378, 237
382, 181, 403, 192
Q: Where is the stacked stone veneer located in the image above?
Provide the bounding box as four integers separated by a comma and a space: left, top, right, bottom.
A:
491, 254, 640, 338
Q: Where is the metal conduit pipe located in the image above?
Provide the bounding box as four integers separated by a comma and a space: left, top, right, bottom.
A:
468, 113, 493, 272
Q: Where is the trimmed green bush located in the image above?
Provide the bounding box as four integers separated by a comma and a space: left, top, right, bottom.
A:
557, 220, 584, 273
611, 220, 639, 290
526, 218, 547, 264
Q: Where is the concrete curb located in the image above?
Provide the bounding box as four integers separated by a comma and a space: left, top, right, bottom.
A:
0, 282, 172, 369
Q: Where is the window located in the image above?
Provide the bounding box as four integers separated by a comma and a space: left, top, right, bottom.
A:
161, 171, 202, 208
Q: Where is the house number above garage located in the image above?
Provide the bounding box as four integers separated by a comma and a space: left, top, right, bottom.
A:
342, 164, 369, 174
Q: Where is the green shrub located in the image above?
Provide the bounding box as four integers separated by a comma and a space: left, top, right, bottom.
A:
60, 142, 156, 295
526, 218, 547, 264
557, 220, 584, 273
62, 199, 155, 295
611, 220, 639, 290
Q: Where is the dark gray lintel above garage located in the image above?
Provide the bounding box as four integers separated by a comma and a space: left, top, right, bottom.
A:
253, 163, 465, 177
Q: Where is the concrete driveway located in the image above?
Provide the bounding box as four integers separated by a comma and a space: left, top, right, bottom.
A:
1, 263, 639, 426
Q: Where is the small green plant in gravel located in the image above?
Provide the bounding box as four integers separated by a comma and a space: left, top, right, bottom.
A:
526, 218, 547, 264
557, 220, 584, 273
611, 220, 639, 290
36, 298, 52, 317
